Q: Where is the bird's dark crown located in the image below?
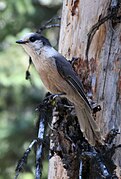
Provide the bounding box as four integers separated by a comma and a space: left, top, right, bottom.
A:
29, 33, 51, 46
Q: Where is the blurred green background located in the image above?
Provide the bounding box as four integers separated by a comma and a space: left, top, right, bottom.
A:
0, 0, 62, 178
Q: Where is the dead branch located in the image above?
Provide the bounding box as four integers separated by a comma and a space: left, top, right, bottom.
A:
36, 16, 61, 34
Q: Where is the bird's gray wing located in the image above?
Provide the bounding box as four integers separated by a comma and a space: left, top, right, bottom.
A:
53, 54, 91, 109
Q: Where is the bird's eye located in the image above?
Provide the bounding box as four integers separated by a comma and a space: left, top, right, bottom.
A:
29, 37, 36, 42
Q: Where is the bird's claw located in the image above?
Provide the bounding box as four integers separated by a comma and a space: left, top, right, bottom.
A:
44, 92, 66, 104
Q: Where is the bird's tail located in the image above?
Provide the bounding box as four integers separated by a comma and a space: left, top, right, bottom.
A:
75, 105, 103, 146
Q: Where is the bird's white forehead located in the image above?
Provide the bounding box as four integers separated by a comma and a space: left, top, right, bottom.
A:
21, 32, 35, 40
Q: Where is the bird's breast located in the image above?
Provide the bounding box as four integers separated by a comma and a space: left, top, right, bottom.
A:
31, 53, 85, 108
32, 55, 68, 94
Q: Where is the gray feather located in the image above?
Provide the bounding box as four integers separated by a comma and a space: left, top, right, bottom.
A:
75, 105, 102, 145
54, 54, 103, 145
54, 54, 91, 109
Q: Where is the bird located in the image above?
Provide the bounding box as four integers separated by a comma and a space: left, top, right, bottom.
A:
16, 32, 103, 146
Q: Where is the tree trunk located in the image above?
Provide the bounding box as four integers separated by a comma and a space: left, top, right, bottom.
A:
48, 0, 121, 178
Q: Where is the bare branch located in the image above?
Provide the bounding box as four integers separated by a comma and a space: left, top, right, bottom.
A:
14, 139, 37, 179
37, 16, 61, 34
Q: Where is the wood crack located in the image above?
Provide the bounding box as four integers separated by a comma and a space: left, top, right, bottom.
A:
102, 29, 114, 100
71, 0, 79, 16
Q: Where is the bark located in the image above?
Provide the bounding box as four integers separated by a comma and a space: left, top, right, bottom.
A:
48, 99, 81, 179
48, 154, 68, 179
48, 106, 69, 179
48, 0, 121, 178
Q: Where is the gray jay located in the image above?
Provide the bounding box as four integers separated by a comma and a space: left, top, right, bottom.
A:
16, 32, 103, 146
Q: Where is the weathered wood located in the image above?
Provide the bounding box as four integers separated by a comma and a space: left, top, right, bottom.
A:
48, 100, 81, 179
48, 106, 69, 179
48, 154, 68, 179
49, 0, 121, 177
59, 0, 109, 59
59, 0, 121, 177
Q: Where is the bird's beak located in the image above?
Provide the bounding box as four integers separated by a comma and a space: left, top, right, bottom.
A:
16, 40, 28, 44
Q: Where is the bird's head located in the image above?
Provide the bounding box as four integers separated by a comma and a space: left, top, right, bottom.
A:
16, 32, 51, 56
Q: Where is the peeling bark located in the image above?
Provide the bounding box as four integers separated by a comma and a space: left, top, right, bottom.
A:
48, 155, 68, 179
48, 0, 121, 178
58, 0, 121, 177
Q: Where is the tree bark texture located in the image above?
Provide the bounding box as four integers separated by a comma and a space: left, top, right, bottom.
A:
59, 0, 121, 176
49, 0, 121, 178
48, 154, 68, 179
48, 100, 81, 179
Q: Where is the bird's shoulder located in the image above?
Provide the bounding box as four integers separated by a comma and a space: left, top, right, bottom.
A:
53, 53, 91, 109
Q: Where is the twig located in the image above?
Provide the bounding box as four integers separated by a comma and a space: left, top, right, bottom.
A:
35, 115, 45, 179
79, 161, 82, 179
25, 57, 35, 87
95, 155, 110, 177
14, 139, 37, 179
39, 24, 60, 31
14, 93, 53, 179
35, 92, 67, 178
37, 16, 61, 34
42, 16, 61, 27
25, 57, 32, 80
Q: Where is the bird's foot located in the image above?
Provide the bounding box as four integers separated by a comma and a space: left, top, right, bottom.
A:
44, 92, 66, 103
